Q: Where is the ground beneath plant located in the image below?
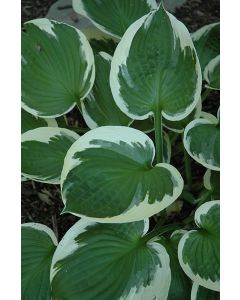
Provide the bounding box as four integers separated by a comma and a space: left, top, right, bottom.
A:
21, 0, 220, 239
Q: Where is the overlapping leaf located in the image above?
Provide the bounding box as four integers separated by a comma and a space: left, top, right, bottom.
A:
81, 52, 131, 128
192, 23, 220, 72
22, 223, 57, 300
110, 4, 202, 121
191, 282, 220, 300
163, 99, 202, 133
61, 126, 183, 222
73, 0, 158, 38
157, 230, 192, 300
22, 19, 95, 117
183, 118, 220, 170
203, 170, 220, 200
21, 109, 57, 134
21, 127, 80, 183
204, 55, 220, 90
51, 219, 171, 300
178, 201, 220, 291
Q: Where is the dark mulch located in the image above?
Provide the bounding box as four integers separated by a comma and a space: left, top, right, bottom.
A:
21, 0, 220, 239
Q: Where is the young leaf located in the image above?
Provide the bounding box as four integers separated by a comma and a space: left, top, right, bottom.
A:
50, 219, 171, 300
22, 19, 95, 117
204, 55, 220, 90
110, 4, 202, 121
203, 170, 220, 200
157, 230, 192, 300
178, 201, 220, 291
192, 23, 220, 72
73, 0, 158, 38
61, 126, 183, 222
81, 52, 131, 128
21, 127, 80, 184
191, 282, 220, 300
21, 109, 57, 134
22, 223, 57, 300
183, 118, 220, 171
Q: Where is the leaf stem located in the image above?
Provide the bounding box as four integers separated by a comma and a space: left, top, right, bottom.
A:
183, 138, 192, 190
154, 107, 163, 164
141, 223, 181, 244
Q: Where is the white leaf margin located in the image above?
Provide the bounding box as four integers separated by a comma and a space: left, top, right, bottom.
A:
22, 18, 95, 118
110, 5, 202, 122
183, 118, 220, 171
21, 127, 80, 184
22, 222, 58, 246
60, 126, 183, 223
204, 55, 220, 90
178, 200, 220, 291
50, 218, 171, 300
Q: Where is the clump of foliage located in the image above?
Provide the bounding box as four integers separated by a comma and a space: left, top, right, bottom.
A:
21, 1, 220, 299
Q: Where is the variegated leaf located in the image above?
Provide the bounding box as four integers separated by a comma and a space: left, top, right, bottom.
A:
73, 0, 158, 38
61, 126, 183, 223
110, 4, 202, 122
178, 201, 220, 291
21, 127, 80, 183
51, 219, 171, 300
22, 19, 95, 117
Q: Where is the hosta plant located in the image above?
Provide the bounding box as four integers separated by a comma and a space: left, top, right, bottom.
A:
21, 1, 220, 299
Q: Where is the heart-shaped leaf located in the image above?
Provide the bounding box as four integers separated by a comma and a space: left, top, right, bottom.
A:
178, 200, 220, 291
21, 109, 58, 134
81, 52, 131, 128
22, 223, 57, 300
73, 0, 158, 38
22, 127, 80, 184
110, 4, 201, 121
183, 118, 220, 171
22, 18, 95, 117
203, 170, 220, 200
61, 126, 183, 223
50, 219, 171, 300
192, 23, 220, 72
191, 282, 220, 300
157, 230, 192, 300
204, 55, 220, 90
163, 98, 202, 133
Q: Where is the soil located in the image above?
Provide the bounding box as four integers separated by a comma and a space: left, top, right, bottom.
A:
21, 0, 220, 239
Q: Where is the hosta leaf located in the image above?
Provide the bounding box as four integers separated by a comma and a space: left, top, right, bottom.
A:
81, 52, 131, 128
21, 127, 80, 184
204, 55, 220, 90
158, 230, 192, 300
192, 23, 220, 72
131, 117, 154, 133
110, 4, 201, 121
61, 126, 183, 222
73, 0, 158, 38
183, 118, 220, 171
21, 109, 57, 134
163, 98, 202, 133
191, 282, 220, 300
203, 170, 220, 200
22, 223, 57, 300
178, 201, 220, 291
51, 219, 171, 300
22, 18, 95, 117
